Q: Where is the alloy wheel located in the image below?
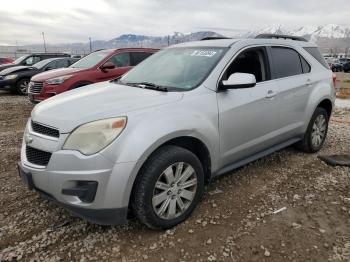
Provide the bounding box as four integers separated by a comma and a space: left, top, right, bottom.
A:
311, 114, 327, 148
20, 80, 29, 94
152, 162, 197, 220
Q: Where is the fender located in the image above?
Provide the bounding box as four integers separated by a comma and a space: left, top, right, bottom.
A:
302, 73, 335, 133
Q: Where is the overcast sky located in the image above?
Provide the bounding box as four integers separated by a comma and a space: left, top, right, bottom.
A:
1, 0, 349, 45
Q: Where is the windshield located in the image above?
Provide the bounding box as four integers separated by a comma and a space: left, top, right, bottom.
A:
120, 47, 226, 90
32, 59, 52, 69
70, 50, 111, 69
13, 55, 28, 64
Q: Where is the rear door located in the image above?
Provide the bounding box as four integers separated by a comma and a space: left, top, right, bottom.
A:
97, 52, 132, 81
268, 46, 312, 137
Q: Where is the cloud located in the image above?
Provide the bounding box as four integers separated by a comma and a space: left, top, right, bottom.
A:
0, 0, 349, 45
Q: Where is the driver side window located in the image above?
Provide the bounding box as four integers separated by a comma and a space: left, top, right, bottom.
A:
222, 47, 270, 83
108, 53, 130, 67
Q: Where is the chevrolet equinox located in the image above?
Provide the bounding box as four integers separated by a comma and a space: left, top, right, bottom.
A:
18, 35, 335, 229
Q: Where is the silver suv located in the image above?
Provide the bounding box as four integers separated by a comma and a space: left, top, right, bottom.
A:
18, 35, 335, 229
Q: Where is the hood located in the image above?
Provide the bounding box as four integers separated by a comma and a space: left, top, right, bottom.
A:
0, 63, 17, 72
31, 82, 183, 133
0, 65, 32, 76
31, 67, 85, 81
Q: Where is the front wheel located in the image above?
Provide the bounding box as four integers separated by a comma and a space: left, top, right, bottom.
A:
132, 145, 204, 230
15, 78, 30, 95
296, 107, 329, 153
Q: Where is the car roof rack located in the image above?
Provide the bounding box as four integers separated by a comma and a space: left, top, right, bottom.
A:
255, 34, 308, 42
201, 36, 232, 41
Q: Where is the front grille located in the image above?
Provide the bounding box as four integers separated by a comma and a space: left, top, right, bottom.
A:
31, 121, 59, 138
26, 146, 52, 166
29, 81, 43, 94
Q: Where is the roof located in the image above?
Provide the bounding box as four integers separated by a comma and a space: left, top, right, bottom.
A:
170, 38, 317, 48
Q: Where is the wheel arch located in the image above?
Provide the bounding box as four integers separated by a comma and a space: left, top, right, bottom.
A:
316, 98, 333, 118
127, 135, 212, 209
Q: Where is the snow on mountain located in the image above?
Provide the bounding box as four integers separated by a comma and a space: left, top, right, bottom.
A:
312, 24, 350, 38
244, 24, 350, 40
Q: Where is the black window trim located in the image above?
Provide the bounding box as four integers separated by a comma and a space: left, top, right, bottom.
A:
267, 45, 312, 80
216, 45, 272, 92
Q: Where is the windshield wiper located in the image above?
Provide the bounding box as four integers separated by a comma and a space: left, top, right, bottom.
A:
126, 82, 168, 92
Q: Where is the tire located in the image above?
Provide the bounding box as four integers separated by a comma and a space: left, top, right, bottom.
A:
13, 78, 30, 95
296, 107, 329, 153
132, 145, 204, 230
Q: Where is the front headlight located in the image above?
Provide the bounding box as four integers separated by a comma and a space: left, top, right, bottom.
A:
4, 74, 18, 80
46, 75, 73, 85
63, 117, 127, 155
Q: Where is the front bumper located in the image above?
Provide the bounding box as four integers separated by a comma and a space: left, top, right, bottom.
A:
19, 120, 139, 225
18, 163, 128, 225
0, 78, 16, 89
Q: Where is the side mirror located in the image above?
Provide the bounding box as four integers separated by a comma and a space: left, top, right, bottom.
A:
45, 67, 53, 71
100, 61, 115, 72
221, 73, 256, 90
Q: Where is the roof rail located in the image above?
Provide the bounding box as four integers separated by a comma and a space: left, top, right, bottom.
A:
201, 36, 232, 41
255, 34, 308, 42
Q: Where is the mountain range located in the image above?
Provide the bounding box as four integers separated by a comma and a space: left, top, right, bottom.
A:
1, 24, 349, 55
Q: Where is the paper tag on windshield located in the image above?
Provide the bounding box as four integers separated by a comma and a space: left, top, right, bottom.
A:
190, 50, 217, 57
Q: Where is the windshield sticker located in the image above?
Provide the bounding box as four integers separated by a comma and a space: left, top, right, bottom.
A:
190, 50, 217, 57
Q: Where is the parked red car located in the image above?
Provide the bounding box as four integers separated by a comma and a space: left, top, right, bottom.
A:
28, 48, 158, 102
0, 57, 14, 65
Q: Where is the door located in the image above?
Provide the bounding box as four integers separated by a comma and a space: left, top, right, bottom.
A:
268, 46, 312, 137
97, 52, 132, 81
217, 46, 280, 166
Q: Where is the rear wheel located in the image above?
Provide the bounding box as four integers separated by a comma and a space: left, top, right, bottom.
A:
132, 145, 204, 230
296, 107, 329, 153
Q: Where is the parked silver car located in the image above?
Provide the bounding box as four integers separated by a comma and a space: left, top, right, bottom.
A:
18, 35, 335, 229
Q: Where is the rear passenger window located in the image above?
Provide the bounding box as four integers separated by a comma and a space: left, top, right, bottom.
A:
271, 47, 303, 79
304, 47, 329, 69
130, 52, 153, 66
300, 55, 311, 73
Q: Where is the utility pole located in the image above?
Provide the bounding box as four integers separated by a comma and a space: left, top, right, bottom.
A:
89, 37, 92, 53
42, 32, 47, 53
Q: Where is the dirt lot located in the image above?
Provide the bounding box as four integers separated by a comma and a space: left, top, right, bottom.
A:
336, 73, 350, 99
0, 88, 350, 262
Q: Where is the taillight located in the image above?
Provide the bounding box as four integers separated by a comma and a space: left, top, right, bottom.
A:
332, 73, 337, 89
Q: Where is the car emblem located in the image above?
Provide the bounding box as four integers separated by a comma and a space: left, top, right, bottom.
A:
24, 134, 33, 145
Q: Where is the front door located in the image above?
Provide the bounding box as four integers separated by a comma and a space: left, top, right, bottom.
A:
217, 46, 280, 166
97, 52, 132, 81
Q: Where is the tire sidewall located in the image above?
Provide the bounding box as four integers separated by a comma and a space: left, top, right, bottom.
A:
135, 147, 204, 229
306, 108, 329, 152
16, 78, 29, 95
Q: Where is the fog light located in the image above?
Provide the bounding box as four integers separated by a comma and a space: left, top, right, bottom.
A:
62, 181, 98, 203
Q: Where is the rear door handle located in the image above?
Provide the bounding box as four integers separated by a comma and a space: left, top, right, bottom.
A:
266, 90, 276, 98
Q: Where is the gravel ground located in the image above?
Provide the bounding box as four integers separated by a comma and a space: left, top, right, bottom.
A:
0, 91, 350, 262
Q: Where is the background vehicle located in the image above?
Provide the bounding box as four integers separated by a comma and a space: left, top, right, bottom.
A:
339, 58, 350, 65
0, 57, 14, 65
19, 35, 335, 229
329, 60, 343, 72
28, 48, 158, 103
343, 61, 350, 73
0, 57, 78, 95
0, 53, 70, 73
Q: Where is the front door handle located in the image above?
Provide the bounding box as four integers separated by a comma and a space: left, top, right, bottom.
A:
266, 90, 276, 98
